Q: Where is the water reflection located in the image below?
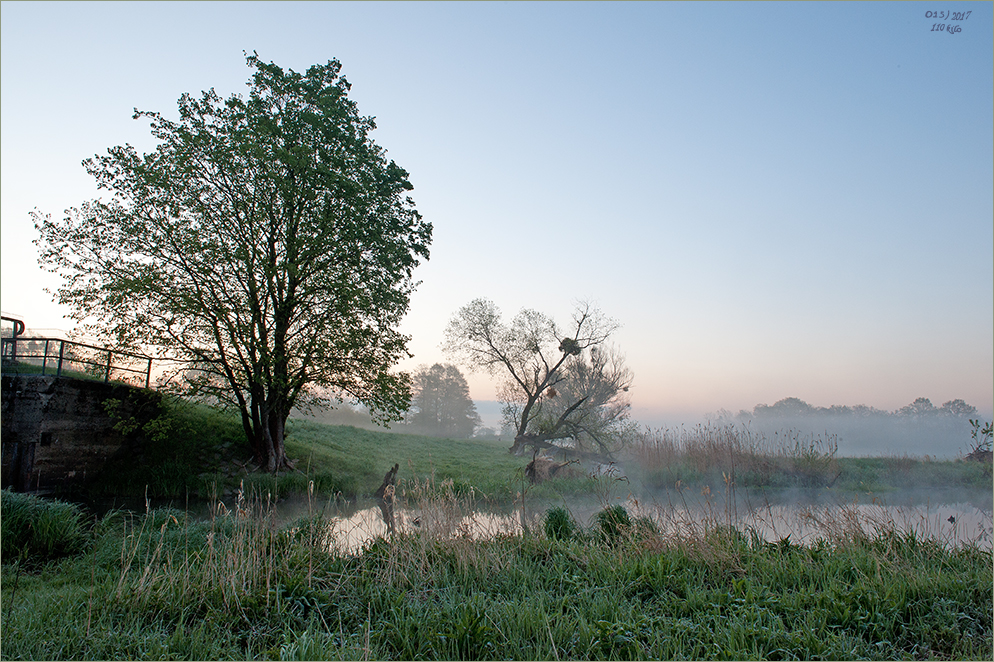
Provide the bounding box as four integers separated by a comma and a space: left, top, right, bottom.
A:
319, 490, 992, 554
84, 488, 992, 554
327, 504, 524, 554
626, 499, 993, 551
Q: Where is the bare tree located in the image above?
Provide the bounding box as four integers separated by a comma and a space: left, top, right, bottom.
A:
444, 298, 633, 459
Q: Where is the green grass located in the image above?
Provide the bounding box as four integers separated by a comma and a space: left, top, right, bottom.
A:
2, 359, 104, 381
1, 490, 89, 564
833, 456, 992, 492
1, 494, 990, 660
86, 399, 598, 503
281, 419, 527, 501
5, 400, 989, 659
1, 358, 150, 387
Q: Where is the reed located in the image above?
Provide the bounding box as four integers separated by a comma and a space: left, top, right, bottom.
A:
629, 422, 841, 490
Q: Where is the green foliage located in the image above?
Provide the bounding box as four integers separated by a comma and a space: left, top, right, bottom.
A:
544, 506, 579, 541
1, 490, 89, 564
102, 392, 172, 440
33, 53, 432, 471
594, 504, 631, 545
969, 418, 992, 453
89, 397, 244, 498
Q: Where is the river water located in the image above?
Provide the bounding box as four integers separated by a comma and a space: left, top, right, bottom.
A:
293, 487, 993, 554
86, 487, 992, 554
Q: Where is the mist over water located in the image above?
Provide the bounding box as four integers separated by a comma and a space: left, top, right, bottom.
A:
723, 415, 979, 459
477, 398, 989, 459
286, 395, 993, 553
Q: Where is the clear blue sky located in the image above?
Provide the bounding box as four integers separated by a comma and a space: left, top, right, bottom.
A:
2, 1, 991, 427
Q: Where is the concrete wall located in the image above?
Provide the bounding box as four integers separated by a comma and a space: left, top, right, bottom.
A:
1, 374, 161, 492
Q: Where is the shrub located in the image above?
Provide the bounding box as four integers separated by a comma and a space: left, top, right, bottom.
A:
1, 489, 89, 563
594, 505, 631, 545
544, 506, 579, 541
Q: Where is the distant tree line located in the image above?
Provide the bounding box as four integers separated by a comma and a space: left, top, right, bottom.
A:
717, 396, 979, 422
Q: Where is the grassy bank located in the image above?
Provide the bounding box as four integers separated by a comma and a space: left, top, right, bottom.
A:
626, 423, 992, 494
79, 400, 991, 507
1, 490, 990, 660
86, 399, 610, 503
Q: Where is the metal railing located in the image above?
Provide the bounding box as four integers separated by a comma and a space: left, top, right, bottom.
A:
1, 314, 25, 338
1, 336, 153, 389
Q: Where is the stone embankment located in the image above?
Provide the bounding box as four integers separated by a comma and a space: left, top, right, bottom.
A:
1, 374, 160, 492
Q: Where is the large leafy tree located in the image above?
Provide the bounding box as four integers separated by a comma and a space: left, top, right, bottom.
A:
897, 397, 939, 420
33, 54, 432, 472
407, 363, 481, 438
444, 299, 633, 459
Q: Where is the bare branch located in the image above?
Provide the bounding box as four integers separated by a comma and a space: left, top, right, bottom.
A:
444, 298, 634, 459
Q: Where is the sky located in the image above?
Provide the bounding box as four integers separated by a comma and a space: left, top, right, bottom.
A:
2, 1, 992, 430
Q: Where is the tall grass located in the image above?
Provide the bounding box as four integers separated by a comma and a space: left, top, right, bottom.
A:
628, 423, 840, 490
1, 489, 89, 563
2, 484, 990, 660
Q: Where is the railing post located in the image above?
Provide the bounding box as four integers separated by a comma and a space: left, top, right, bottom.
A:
57, 340, 65, 377
145, 357, 152, 389
42, 339, 50, 375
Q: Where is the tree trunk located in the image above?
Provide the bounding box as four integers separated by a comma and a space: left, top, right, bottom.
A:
267, 411, 290, 473
246, 389, 291, 473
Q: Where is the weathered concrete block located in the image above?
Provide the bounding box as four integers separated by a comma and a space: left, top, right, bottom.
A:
1, 374, 161, 492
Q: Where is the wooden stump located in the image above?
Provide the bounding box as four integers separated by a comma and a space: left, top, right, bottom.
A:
375, 463, 399, 536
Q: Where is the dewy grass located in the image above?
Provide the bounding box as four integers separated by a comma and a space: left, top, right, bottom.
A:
1, 489, 89, 563
285, 420, 528, 500
833, 455, 992, 492
2, 488, 991, 661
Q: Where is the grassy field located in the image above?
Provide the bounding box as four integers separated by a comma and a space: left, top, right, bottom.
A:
81, 399, 992, 506
85, 399, 609, 503
1, 488, 990, 660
